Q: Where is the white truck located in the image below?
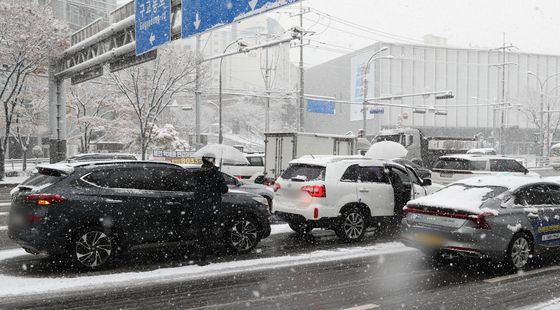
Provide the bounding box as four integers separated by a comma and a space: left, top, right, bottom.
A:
264, 132, 358, 179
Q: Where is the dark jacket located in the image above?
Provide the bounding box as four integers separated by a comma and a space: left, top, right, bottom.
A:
195, 163, 229, 206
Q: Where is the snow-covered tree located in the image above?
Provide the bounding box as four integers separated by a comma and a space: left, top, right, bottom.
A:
111, 47, 197, 159
0, 2, 67, 178
11, 93, 48, 171
67, 81, 134, 153
151, 124, 190, 151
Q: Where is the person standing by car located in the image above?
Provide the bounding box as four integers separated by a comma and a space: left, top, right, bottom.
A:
192, 152, 229, 265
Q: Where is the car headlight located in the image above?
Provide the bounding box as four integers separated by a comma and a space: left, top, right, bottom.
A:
252, 195, 269, 206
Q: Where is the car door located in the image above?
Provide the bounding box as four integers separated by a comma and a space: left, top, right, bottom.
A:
404, 166, 427, 199
516, 184, 560, 247
357, 165, 394, 217
149, 167, 198, 242
387, 166, 413, 217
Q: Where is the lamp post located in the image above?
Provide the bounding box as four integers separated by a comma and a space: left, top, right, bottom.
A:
528, 71, 560, 157
219, 39, 249, 144
362, 47, 392, 136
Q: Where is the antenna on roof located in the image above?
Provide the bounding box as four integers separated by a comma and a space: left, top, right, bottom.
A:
310, 154, 315, 159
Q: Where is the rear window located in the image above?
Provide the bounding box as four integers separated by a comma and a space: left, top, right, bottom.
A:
22, 171, 65, 187
442, 184, 508, 201
281, 164, 326, 181
490, 159, 527, 173
433, 158, 486, 171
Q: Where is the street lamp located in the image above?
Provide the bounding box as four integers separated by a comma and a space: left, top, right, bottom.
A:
527, 71, 560, 157
219, 39, 249, 144
362, 47, 393, 136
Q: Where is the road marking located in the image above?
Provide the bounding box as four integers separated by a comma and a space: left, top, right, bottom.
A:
345, 304, 379, 310
0, 212, 8, 216
484, 265, 560, 283
0, 226, 7, 231
0, 203, 10, 207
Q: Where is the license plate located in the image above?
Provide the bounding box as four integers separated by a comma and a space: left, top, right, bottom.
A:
415, 233, 443, 247
440, 172, 453, 178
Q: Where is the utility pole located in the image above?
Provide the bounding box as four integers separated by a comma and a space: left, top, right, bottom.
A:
262, 47, 272, 133
298, 1, 305, 132
490, 33, 515, 154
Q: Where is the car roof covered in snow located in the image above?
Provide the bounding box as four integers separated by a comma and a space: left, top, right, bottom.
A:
452, 175, 546, 191
438, 154, 517, 161
37, 160, 181, 175
289, 155, 379, 167
408, 175, 550, 214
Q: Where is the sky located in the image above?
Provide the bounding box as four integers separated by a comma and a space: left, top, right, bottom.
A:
119, 0, 560, 67
269, 0, 560, 66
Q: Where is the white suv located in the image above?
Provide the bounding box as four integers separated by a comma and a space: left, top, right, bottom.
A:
272, 156, 436, 242
431, 154, 539, 185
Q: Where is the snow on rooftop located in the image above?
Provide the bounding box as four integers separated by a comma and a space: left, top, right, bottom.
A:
290, 155, 377, 167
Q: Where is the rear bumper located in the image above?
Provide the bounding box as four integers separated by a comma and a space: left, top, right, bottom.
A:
275, 211, 338, 228
8, 224, 68, 255
400, 221, 508, 260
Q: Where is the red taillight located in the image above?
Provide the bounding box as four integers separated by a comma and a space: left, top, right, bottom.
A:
25, 194, 65, 206
274, 182, 281, 192
404, 206, 492, 229
468, 212, 493, 229
301, 185, 326, 198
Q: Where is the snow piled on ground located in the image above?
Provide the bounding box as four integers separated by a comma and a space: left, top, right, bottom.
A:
0, 242, 413, 298
517, 297, 560, 310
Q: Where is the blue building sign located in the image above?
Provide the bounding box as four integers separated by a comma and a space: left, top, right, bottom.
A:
369, 107, 385, 114
307, 99, 336, 115
135, 0, 171, 55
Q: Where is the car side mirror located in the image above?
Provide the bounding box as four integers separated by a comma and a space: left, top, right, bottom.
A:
524, 168, 529, 175
422, 179, 432, 186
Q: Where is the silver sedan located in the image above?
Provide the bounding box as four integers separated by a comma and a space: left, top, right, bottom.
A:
401, 175, 560, 270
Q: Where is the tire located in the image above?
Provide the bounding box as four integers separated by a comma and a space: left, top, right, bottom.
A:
288, 221, 313, 235
505, 232, 533, 270
336, 207, 368, 243
225, 216, 260, 254
71, 227, 115, 271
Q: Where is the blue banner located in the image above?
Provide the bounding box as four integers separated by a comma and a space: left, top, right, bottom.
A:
307, 99, 336, 115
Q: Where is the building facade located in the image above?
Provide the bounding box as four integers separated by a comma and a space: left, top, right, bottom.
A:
305, 41, 560, 154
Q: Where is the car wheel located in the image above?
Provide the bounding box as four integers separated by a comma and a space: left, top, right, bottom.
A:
72, 227, 115, 271
506, 232, 533, 270
225, 216, 260, 254
337, 207, 367, 242
288, 222, 313, 235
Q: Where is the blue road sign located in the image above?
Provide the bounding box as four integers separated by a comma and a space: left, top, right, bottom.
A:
369, 107, 385, 115
307, 99, 336, 115
182, 0, 301, 39
135, 0, 171, 55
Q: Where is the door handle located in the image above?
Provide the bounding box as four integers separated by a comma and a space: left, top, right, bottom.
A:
105, 199, 122, 204
359, 188, 369, 193
527, 213, 539, 219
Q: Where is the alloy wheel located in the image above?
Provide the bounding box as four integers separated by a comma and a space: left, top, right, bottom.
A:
343, 212, 365, 240
75, 231, 113, 269
230, 219, 258, 252
511, 237, 530, 269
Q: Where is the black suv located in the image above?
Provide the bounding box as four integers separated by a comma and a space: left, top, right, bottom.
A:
8, 161, 271, 270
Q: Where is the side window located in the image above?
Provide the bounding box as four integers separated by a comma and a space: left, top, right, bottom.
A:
544, 184, 560, 205
340, 164, 359, 182
405, 167, 421, 184
359, 166, 389, 183
153, 168, 191, 191
391, 168, 411, 186
491, 159, 527, 173
247, 157, 264, 166
515, 185, 550, 205
105, 168, 153, 190
82, 171, 111, 187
